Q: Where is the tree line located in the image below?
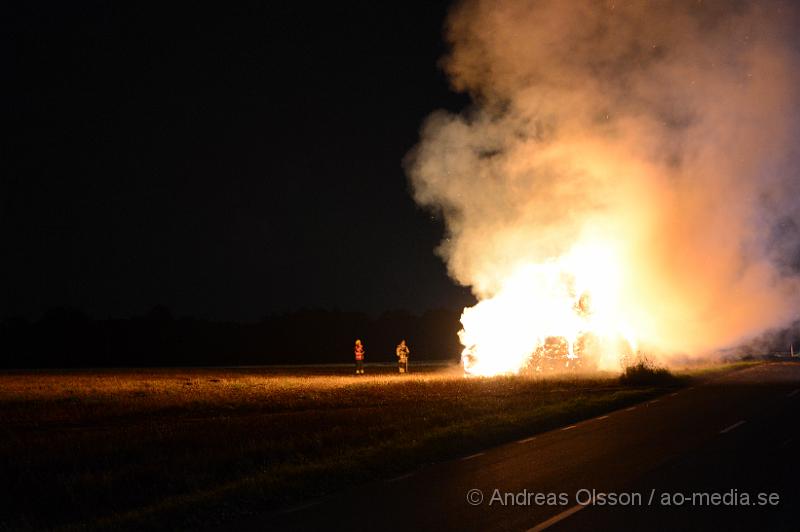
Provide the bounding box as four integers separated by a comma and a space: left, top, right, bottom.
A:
0, 306, 464, 368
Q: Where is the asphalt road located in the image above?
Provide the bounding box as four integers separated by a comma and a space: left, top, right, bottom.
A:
266, 362, 800, 531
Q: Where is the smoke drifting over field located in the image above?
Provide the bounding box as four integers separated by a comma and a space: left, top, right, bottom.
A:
407, 0, 800, 366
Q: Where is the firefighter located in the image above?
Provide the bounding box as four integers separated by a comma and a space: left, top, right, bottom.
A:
396, 339, 410, 374
354, 339, 365, 374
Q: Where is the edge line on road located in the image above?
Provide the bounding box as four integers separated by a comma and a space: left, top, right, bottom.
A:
526, 504, 586, 532
561, 425, 577, 431
720, 420, 746, 434
518, 436, 537, 444
462, 452, 484, 461
386, 472, 415, 483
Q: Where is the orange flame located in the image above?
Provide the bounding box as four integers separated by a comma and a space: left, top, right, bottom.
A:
460, 238, 638, 375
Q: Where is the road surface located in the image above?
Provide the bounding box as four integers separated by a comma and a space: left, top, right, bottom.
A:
264, 362, 800, 531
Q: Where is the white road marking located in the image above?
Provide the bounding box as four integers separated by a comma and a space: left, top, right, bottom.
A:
625, 406, 636, 411
462, 452, 484, 461
518, 436, 537, 444
386, 472, 415, 483
561, 425, 577, 431
669, 392, 678, 397
648, 399, 659, 404
720, 420, 746, 434
526, 504, 586, 532
787, 389, 799, 398
595, 415, 609, 420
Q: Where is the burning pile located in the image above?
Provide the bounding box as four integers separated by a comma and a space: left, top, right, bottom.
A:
459, 240, 637, 375
407, 0, 800, 376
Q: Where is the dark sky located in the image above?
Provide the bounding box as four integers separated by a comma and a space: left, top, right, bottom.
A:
4, 1, 476, 321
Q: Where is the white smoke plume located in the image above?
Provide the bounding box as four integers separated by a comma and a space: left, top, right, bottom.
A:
407, 0, 800, 367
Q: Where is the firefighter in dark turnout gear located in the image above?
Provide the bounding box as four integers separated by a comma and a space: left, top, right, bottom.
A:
396, 340, 409, 374
354, 339, 365, 374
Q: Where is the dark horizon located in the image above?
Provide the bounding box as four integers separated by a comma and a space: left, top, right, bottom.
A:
0, 304, 466, 369
4, 2, 476, 322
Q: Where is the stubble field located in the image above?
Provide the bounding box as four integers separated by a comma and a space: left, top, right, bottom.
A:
0, 362, 729, 530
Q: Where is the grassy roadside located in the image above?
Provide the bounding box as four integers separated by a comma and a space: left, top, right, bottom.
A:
0, 363, 756, 530
673, 359, 762, 380
95, 383, 663, 531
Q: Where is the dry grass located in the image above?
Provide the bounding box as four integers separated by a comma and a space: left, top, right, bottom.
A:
0, 365, 675, 530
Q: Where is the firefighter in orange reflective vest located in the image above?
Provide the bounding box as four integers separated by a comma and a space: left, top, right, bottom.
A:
396, 339, 409, 373
354, 339, 365, 374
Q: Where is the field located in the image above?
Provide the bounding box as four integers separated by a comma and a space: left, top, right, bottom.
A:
0, 362, 737, 530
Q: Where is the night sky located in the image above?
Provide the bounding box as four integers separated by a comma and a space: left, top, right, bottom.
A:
4, 2, 476, 321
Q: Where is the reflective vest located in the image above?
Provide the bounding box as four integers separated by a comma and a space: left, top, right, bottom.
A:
396, 345, 409, 361
355, 345, 365, 360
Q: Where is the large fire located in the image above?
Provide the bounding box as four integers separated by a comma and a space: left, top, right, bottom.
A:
407, 0, 800, 377
459, 237, 638, 376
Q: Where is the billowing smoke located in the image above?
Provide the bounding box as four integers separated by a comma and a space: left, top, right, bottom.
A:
407, 0, 800, 370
